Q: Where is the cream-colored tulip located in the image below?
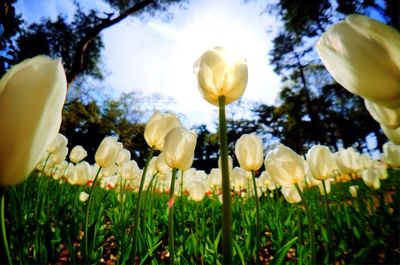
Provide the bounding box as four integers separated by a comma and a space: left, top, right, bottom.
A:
52, 145, 68, 165
116, 148, 131, 166
349, 185, 358, 198
334, 147, 362, 174
0, 56, 67, 186
48, 133, 68, 154
258, 171, 277, 191
218, 155, 233, 173
72, 161, 91, 185
264, 144, 306, 187
382, 141, 400, 168
187, 180, 207, 201
306, 145, 337, 180
231, 167, 247, 192
144, 111, 181, 151
163, 127, 197, 170
155, 153, 172, 179
194, 47, 248, 106
381, 125, 400, 145
316, 14, 400, 108
79, 192, 89, 202
95, 136, 122, 168
235, 133, 264, 171
120, 160, 140, 180
281, 186, 301, 204
69, 145, 87, 163
365, 99, 400, 129
362, 168, 381, 190
208, 168, 222, 188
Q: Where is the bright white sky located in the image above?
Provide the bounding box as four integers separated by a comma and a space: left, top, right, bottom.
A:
16, 0, 281, 129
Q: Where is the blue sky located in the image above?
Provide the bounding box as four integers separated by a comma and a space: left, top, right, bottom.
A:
16, 0, 281, 129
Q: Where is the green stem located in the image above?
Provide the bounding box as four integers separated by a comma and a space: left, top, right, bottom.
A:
296, 205, 303, 246
295, 184, 316, 264
131, 148, 155, 263
251, 170, 261, 265
194, 201, 199, 262
168, 168, 178, 265
84, 167, 102, 261
218, 96, 232, 265
1, 188, 12, 265
322, 180, 333, 263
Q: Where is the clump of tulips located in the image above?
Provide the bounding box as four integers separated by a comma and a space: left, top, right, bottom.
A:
0, 13, 399, 265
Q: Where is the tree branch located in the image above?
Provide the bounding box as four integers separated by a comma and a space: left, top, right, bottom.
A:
67, 0, 156, 87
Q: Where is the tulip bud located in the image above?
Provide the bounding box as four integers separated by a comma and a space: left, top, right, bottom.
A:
208, 168, 222, 188
187, 180, 207, 202
144, 111, 182, 151
0, 56, 67, 186
382, 141, 400, 168
362, 168, 381, 190
95, 136, 122, 168
163, 127, 197, 170
235, 133, 264, 171
381, 125, 400, 145
52, 145, 68, 165
258, 171, 277, 191
316, 14, 400, 108
334, 147, 362, 174
281, 186, 301, 204
79, 192, 89, 202
72, 161, 91, 185
194, 47, 248, 106
264, 144, 306, 187
120, 160, 140, 180
349, 185, 358, 198
116, 148, 131, 166
231, 167, 247, 192
69, 145, 87, 163
365, 99, 400, 129
48, 133, 68, 154
306, 145, 337, 180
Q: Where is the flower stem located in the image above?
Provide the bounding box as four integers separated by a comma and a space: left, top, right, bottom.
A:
168, 168, 178, 265
131, 148, 155, 263
322, 180, 333, 263
295, 184, 316, 264
1, 188, 12, 265
84, 167, 102, 262
251, 170, 261, 264
218, 96, 232, 265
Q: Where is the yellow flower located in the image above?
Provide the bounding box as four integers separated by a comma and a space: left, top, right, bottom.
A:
144, 111, 181, 151
194, 47, 248, 106
0, 56, 67, 186
235, 133, 264, 171
163, 127, 197, 170
316, 14, 400, 108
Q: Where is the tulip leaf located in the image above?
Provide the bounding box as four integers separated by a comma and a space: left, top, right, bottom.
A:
269, 236, 298, 265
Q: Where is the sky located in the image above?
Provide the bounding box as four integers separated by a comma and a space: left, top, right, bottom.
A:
16, 0, 281, 129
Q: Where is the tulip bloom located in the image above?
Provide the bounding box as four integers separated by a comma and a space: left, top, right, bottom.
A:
281, 186, 301, 204
163, 127, 197, 170
48, 133, 68, 154
235, 133, 264, 171
144, 111, 181, 151
69, 145, 88, 163
381, 125, 400, 145
187, 180, 207, 202
265, 144, 306, 187
316, 14, 400, 108
116, 148, 131, 166
334, 147, 362, 174
382, 141, 400, 168
306, 145, 337, 180
194, 47, 248, 106
349, 185, 358, 198
362, 168, 381, 190
0, 56, 67, 186
365, 99, 400, 129
95, 137, 122, 168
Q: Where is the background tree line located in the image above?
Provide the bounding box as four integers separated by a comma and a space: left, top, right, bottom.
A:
1, 0, 398, 170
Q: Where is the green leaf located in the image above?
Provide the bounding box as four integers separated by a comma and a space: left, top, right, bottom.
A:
269, 237, 298, 265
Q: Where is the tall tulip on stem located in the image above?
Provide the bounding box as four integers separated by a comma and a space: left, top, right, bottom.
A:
235, 133, 264, 264
194, 47, 248, 264
131, 111, 181, 263
163, 127, 197, 264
